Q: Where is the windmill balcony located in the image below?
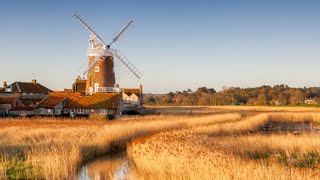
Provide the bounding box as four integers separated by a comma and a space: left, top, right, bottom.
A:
86, 49, 101, 56
96, 87, 122, 93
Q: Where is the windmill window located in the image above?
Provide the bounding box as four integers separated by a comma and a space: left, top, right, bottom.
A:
95, 66, 99, 72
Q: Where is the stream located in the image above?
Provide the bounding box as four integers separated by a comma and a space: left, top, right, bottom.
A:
78, 151, 129, 180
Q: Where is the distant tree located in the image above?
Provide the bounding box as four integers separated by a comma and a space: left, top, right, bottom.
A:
196, 87, 208, 94
145, 96, 156, 104
168, 92, 174, 98
144, 84, 319, 106
207, 88, 216, 94
289, 89, 304, 105
255, 94, 268, 105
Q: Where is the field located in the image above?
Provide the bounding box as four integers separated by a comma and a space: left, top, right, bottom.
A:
0, 106, 320, 179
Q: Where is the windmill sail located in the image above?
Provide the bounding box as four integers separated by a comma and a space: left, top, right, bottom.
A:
108, 49, 142, 80
73, 12, 142, 81
83, 49, 107, 76
109, 20, 133, 47
73, 13, 107, 46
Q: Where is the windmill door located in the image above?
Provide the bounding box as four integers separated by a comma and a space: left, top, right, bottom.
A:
94, 83, 99, 92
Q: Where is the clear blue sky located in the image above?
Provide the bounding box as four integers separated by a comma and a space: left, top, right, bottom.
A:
1, 0, 320, 93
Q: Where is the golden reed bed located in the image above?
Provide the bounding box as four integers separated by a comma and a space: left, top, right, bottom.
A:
128, 112, 320, 180
0, 107, 320, 179
0, 113, 240, 179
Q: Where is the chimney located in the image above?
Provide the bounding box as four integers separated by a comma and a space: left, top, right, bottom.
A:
139, 84, 143, 94
32, 79, 37, 84
139, 84, 143, 105
3, 81, 7, 88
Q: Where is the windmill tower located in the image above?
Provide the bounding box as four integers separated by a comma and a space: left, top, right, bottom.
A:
73, 13, 142, 95
86, 34, 115, 93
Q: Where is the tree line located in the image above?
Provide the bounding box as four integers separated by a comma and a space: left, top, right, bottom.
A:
143, 85, 320, 106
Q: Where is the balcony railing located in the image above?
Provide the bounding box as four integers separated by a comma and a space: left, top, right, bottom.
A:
96, 87, 122, 93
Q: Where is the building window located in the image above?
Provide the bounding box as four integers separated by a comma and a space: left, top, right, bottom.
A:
22, 92, 26, 96
109, 109, 114, 115
55, 108, 61, 115
47, 109, 52, 114
39, 108, 45, 114
100, 109, 107, 114
64, 108, 69, 114
70, 109, 75, 113
5, 88, 12, 92
30, 93, 34, 95
77, 109, 85, 114
19, 110, 26, 115
95, 66, 99, 72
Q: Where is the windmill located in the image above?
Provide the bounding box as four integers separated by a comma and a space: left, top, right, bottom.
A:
73, 13, 142, 94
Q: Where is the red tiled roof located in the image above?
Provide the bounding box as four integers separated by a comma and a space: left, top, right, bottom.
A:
0, 97, 17, 104
122, 88, 141, 96
0, 82, 52, 93
17, 82, 52, 93
37, 92, 120, 109
37, 95, 66, 108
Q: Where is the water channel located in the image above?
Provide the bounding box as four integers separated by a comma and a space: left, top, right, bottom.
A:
78, 151, 129, 180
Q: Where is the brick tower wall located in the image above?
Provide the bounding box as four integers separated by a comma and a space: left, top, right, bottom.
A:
85, 56, 115, 94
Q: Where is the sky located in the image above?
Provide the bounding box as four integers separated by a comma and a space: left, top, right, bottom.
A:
1, 0, 320, 93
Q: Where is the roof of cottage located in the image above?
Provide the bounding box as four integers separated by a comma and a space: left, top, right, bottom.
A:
0, 82, 52, 93
122, 88, 141, 96
37, 92, 120, 109
0, 97, 17, 104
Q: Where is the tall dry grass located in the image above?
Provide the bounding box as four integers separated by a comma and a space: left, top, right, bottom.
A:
268, 112, 320, 123
128, 112, 320, 180
194, 113, 268, 135
2, 107, 320, 179
212, 134, 320, 167
0, 113, 241, 179
147, 105, 320, 114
